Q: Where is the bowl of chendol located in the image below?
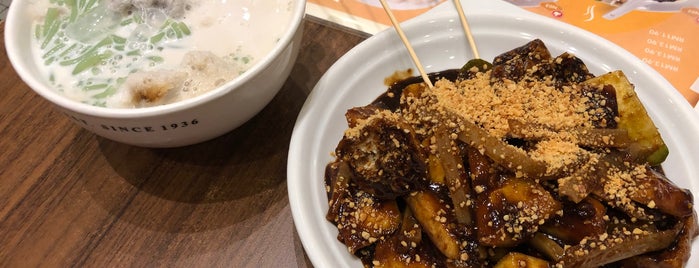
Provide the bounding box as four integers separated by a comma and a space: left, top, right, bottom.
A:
5, 0, 306, 147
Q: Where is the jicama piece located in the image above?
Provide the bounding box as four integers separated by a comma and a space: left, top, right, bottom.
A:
556, 157, 605, 203
592, 163, 693, 218
557, 219, 683, 267
507, 119, 633, 149
432, 125, 473, 225
627, 167, 693, 218
405, 191, 462, 259
617, 212, 698, 267
455, 117, 547, 178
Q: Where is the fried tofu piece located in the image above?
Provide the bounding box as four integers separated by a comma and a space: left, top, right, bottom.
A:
490, 39, 553, 83
336, 108, 428, 199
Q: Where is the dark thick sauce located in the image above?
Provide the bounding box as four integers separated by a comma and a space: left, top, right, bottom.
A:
372, 69, 462, 111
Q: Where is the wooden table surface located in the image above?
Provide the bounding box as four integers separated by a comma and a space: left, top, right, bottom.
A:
0, 16, 369, 267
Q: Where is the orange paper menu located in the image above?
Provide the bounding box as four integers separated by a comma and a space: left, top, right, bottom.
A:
306, 0, 446, 33
507, 0, 699, 106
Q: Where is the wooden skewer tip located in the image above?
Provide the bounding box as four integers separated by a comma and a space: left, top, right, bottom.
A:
453, 0, 480, 59
378, 0, 434, 88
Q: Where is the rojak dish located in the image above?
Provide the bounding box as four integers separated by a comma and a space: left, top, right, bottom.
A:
324, 39, 697, 267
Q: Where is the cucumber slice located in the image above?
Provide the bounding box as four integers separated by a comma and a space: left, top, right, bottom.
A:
583, 71, 668, 165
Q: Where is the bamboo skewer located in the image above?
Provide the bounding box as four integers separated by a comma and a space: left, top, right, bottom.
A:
453, 0, 480, 59
378, 0, 434, 89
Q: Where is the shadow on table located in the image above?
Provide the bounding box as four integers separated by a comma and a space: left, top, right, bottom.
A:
80, 69, 308, 235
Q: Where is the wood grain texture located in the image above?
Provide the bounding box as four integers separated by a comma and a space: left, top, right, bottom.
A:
0, 17, 368, 267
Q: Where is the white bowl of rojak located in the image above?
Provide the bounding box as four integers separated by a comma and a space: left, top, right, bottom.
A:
321, 38, 697, 267
288, 1, 699, 266
5, 0, 306, 147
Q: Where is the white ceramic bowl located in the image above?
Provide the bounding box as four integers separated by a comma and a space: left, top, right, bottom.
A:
288, 0, 699, 267
5, 0, 306, 147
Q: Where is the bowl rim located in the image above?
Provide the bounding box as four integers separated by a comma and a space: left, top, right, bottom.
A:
4, 0, 307, 118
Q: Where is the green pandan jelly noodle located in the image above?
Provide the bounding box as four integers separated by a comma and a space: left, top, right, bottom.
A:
30, 0, 294, 108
